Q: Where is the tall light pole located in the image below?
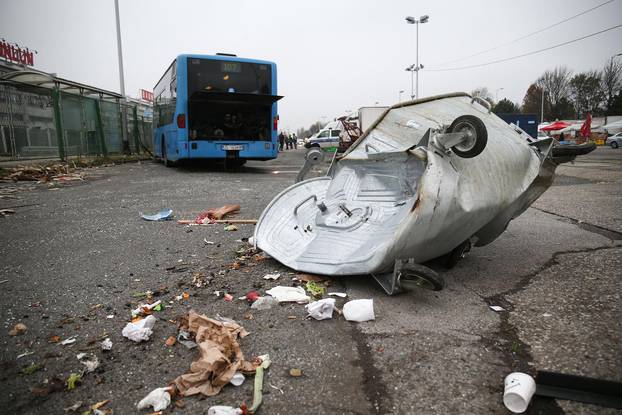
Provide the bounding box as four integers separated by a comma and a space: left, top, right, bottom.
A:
540, 88, 546, 124
114, 0, 128, 147
495, 87, 504, 103
406, 14, 429, 100
398, 90, 404, 103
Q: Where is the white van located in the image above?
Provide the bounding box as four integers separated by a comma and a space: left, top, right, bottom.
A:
304, 122, 342, 148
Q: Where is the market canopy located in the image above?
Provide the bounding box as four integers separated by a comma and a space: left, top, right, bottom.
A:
540, 121, 571, 131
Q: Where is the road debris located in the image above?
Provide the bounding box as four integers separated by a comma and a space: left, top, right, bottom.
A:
9, 322, 27, 336
224, 224, 238, 231
177, 330, 198, 349
66, 373, 82, 390
489, 305, 506, 312
122, 315, 157, 342
63, 401, 83, 412
20, 362, 42, 375
328, 292, 347, 298
192, 271, 211, 288
305, 298, 336, 320
207, 406, 242, 415
16, 351, 34, 359
165, 336, 177, 347
244, 291, 260, 303
100, 338, 113, 351
137, 387, 172, 412
172, 311, 256, 397
304, 281, 326, 298
86, 399, 112, 415
503, 372, 535, 413
131, 300, 162, 317
263, 272, 280, 280
5, 164, 83, 182
194, 204, 241, 224
61, 335, 78, 345
266, 286, 310, 303
289, 368, 303, 377
0, 208, 15, 216
229, 372, 245, 386
269, 383, 284, 394
249, 354, 271, 413
140, 208, 173, 221
30, 376, 64, 396
76, 353, 100, 373
343, 299, 375, 322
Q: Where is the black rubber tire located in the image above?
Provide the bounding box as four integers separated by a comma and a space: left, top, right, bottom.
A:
449, 115, 488, 158
612, 142, 619, 149
398, 263, 445, 291
444, 240, 471, 269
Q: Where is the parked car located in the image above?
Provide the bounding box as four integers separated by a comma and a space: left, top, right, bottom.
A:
304, 128, 342, 149
606, 132, 622, 148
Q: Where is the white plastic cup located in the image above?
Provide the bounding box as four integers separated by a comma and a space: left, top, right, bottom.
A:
503, 372, 536, 413
343, 299, 375, 322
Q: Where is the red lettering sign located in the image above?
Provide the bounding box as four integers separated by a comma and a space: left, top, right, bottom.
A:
140, 89, 154, 102
0, 40, 35, 66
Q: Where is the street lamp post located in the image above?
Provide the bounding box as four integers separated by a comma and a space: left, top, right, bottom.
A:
495, 87, 504, 103
114, 0, 128, 148
405, 14, 429, 100
540, 88, 546, 124
398, 90, 404, 103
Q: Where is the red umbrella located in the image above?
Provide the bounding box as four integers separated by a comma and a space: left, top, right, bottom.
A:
540, 121, 571, 131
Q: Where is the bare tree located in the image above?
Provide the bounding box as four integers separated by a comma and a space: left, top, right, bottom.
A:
537, 66, 573, 119
569, 70, 603, 118
471, 87, 494, 106
601, 57, 622, 114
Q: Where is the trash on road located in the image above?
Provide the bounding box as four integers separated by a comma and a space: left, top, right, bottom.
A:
100, 338, 113, 351
87, 399, 112, 415
207, 406, 243, 415
16, 351, 34, 359
328, 292, 347, 298
137, 386, 172, 412
194, 204, 241, 224
177, 330, 198, 349
266, 286, 310, 303
0, 208, 15, 216
9, 323, 27, 336
21, 362, 42, 375
224, 293, 234, 302
131, 300, 162, 317
165, 336, 177, 347
263, 272, 281, 280
229, 372, 245, 386
254, 93, 596, 295
172, 311, 256, 397
192, 272, 211, 288
63, 401, 83, 412
250, 296, 278, 310
140, 208, 173, 221
224, 224, 238, 231
489, 305, 505, 312
305, 298, 336, 320
289, 368, 303, 377
76, 353, 100, 373
66, 373, 82, 390
503, 372, 535, 413
245, 291, 260, 303
249, 354, 271, 414
304, 281, 326, 298
343, 299, 375, 322
122, 315, 157, 342
61, 335, 78, 345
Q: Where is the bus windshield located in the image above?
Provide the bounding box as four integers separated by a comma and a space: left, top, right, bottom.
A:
188, 58, 271, 95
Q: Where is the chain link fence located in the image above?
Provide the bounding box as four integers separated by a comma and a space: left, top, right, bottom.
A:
0, 81, 152, 161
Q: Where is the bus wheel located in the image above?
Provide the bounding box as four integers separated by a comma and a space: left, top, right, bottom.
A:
162, 137, 173, 167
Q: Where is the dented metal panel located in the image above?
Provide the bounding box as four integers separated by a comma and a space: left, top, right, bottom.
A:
255, 93, 582, 278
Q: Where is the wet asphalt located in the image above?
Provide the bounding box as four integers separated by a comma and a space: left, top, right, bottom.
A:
0, 146, 620, 414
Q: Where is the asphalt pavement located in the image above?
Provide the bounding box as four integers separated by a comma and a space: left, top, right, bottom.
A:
0, 146, 620, 414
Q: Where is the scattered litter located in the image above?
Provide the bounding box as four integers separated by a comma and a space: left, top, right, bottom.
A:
172, 311, 256, 397
182, 292, 190, 300
100, 338, 113, 351
287, 315, 297, 320
248, 236, 255, 245
0, 208, 15, 216
76, 353, 100, 373
343, 299, 375, 322
16, 351, 34, 359
245, 291, 260, 303
204, 239, 215, 245
192, 272, 211, 288
328, 292, 347, 298
542, 313, 552, 318
61, 335, 78, 345
140, 208, 173, 221
289, 368, 303, 377
88, 399, 111, 415
21, 363, 42, 375
230, 372, 245, 386
263, 273, 281, 280
305, 298, 336, 320
0, 279, 8, 284
194, 204, 241, 224
294, 273, 329, 283
207, 406, 242, 415
250, 296, 278, 310
177, 330, 198, 349
66, 373, 82, 390
9, 322, 27, 336
305, 281, 326, 298
106, 314, 114, 319
137, 387, 172, 412
122, 315, 157, 342
224, 293, 234, 302
249, 354, 271, 414
503, 372, 535, 413
31, 376, 64, 396
165, 336, 177, 347
268, 383, 284, 394
131, 300, 162, 317
6, 164, 84, 182
63, 401, 83, 412
224, 224, 238, 231
266, 286, 310, 303
489, 305, 505, 312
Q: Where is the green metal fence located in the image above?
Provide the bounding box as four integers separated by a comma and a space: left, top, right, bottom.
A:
0, 81, 152, 161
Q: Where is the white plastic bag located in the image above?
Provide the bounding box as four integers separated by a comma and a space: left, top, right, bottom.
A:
250, 296, 279, 310
343, 299, 375, 322
122, 315, 156, 342
305, 298, 336, 320
266, 286, 310, 303
136, 387, 171, 411
207, 406, 243, 415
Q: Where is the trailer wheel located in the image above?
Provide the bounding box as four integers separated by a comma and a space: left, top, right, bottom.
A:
449, 115, 487, 158
398, 262, 445, 291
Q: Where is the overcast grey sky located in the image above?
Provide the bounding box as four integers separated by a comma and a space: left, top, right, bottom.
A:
2, 0, 621, 131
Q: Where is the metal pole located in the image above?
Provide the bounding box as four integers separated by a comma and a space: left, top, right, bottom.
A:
410, 69, 414, 100
415, 22, 419, 100
540, 88, 545, 124
51, 87, 66, 161
114, 0, 128, 149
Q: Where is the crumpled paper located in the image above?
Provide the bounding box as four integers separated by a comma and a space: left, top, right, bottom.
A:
305, 298, 336, 320
266, 286, 310, 303
122, 315, 156, 342
173, 311, 256, 397
137, 387, 171, 411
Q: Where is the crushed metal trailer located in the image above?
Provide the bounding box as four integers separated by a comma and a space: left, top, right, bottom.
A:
255, 93, 595, 294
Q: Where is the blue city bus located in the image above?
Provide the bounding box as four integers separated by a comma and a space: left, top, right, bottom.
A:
153, 54, 282, 166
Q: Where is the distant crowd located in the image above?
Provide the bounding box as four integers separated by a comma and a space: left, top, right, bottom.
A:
278, 132, 298, 151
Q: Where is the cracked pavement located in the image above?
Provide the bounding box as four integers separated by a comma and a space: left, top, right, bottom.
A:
0, 147, 620, 414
